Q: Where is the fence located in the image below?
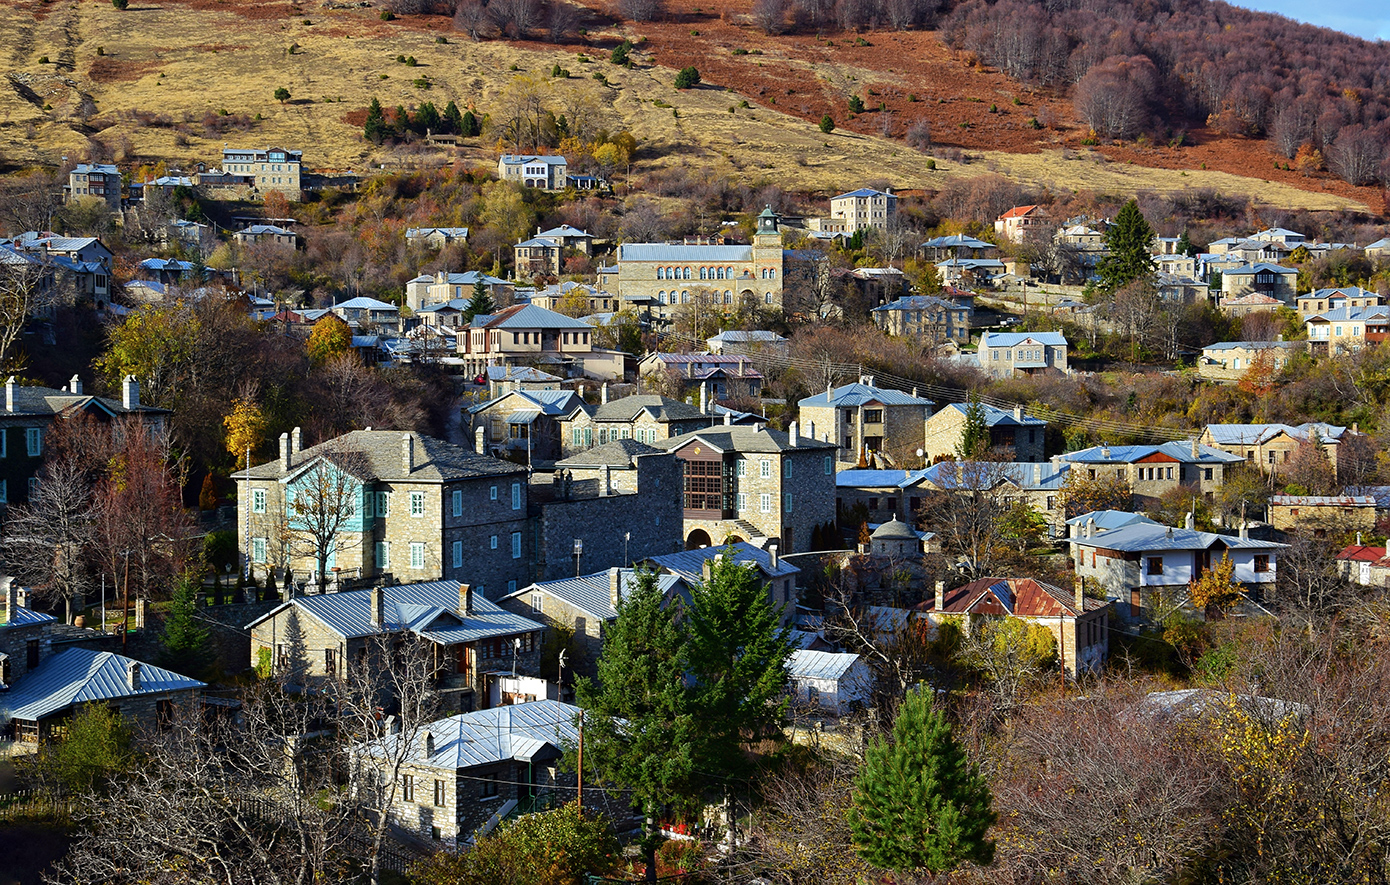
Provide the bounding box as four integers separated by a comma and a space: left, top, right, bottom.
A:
0, 788, 75, 822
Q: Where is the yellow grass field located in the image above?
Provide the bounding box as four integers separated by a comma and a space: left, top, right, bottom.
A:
0, 0, 1367, 211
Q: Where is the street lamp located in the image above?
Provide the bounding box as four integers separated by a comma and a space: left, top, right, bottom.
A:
623, 531, 630, 566
573, 538, 583, 577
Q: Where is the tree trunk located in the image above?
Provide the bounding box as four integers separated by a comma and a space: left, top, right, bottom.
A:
645, 809, 659, 884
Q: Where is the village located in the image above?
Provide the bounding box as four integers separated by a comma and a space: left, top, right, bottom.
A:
2, 134, 1390, 884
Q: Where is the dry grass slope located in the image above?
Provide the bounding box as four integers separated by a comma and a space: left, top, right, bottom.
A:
0, 0, 1366, 211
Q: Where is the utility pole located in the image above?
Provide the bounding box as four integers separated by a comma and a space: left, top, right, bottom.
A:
576, 709, 584, 815
121, 550, 130, 653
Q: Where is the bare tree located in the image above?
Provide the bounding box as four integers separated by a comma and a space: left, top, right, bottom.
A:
287, 444, 372, 593
545, 0, 580, 41
1327, 124, 1386, 187
1275, 532, 1356, 629
0, 252, 74, 370
916, 457, 1016, 580
615, 0, 663, 22
453, 0, 494, 40
752, 0, 789, 34
2, 458, 95, 624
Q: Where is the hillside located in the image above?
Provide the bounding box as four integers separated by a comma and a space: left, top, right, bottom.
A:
0, 0, 1380, 212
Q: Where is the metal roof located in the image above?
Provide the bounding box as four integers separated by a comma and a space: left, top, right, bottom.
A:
1271, 495, 1375, 506
798, 382, 934, 409
835, 469, 922, 489
662, 425, 835, 454
1, 648, 205, 721
504, 568, 685, 621
788, 649, 864, 681
648, 541, 800, 584
361, 699, 581, 771
979, 331, 1068, 347
617, 243, 754, 262
1060, 441, 1242, 465
936, 402, 1046, 427
871, 516, 918, 540
1202, 341, 1297, 352
1203, 422, 1346, 446
921, 234, 991, 249
478, 304, 591, 330
0, 605, 57, 630
245, 580, 543, 642
1225, 262, 1297, 275
833, 188, 895, 200
334, 296, 398, 311
1065, 510, 1162, 531
1068, 523, 1285, 553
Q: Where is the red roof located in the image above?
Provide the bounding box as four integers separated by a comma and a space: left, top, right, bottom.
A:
1335, 544, 1387, 563
999, 205, 1041, 220
914, 576, 1106, 618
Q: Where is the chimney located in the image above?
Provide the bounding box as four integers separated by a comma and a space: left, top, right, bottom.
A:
422, 730, 434, 757
279, 432, 291, 470
122, 375, 139, 410
768, 541, 779, 571
685, 361, 693, 378
460, 582, 473, 614
475, 427, 486, 455
1185, 511, 1195, 530
699, 382, 708, 414
609, 567, 622, 607
1014, 405, 1023, 422
1033, 462, 1042, 485
126, 661, 142, 692
723, 411, 733, 426
371, 586, 385, 629
602, 463, 612, 496
403, 433, 415, 473
1085, 517, 1095, 538
291, 426, 302, 454
934, 580, 945, 611
69, 374, 82, 395
1074, 577, 1085, 611
4, 376, 14, 412
1, 576, 15, 624
1240, 521, 1249, 540
788, 421, 799, 447
1357, 531, 1363, 547
562, 469, 572, 500
912, 386, 918, 398
1101, 444, 1111, 459
601, 382, 609, 405
1191, 437, 1199, 459
826, 382, 832, 400
701, 555, 714, 583
1165, 526, 1174, 540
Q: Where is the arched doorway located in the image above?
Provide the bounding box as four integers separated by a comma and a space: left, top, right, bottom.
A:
686, 528, 713, 550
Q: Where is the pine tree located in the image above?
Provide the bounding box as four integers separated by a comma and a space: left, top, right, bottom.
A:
211, 573, 224, 606
264, 570, 279, 603
1176, 228, 1195, 258
460, 109, 479, 137
1097, 199, 1157, 293
956, 394, 989, 460
443, 100, 463, 135
463, 279, 494, 322
576, 568, 701, 884
849, 689, 995, 875
157, 575, 215, 681
364, 97, 387, 144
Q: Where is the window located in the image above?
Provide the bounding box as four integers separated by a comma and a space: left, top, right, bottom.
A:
737, 493, 747, 511
1254, 554, 1270, 573
452, 489, 463, 517
376, 541, 390, 570
434, 779, 445, 807
325, 648, 336, 675
252, 489, 266, 513
784, 461, 792, 479
410, 543, 425, 569
402, 774, 415, 802
452, 541, 463, 569
825, 456, 833, 475
1147, 557, 1163, 576
375, 492, 390, 517
490, 535, 498, 549
480, 774, 499, 798
760, 460, 771, 479
760, 493, 772, 513
736, 460, 746, 477
1204, 468, 1213, 481
512, 482, 522, 510
511, 532, 522, 559
490, 485, 498, 501
864, 409, 883, 424
784, 492, 793, 512
251, 537, 267, 563
25, 427, 41, 457
410, 492, 426, 517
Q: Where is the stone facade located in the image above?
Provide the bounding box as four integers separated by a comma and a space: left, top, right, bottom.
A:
829, 188, 897, 234
558, 393, 717, 460
797, 380, 936, 464
922, 403, 1047, 463
1269, 496, 1377, 533
1197, 341, 1301, 381
221, 147, 303, 200
978, 331, 1069, 379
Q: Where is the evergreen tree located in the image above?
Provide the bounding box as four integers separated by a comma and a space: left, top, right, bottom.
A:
211, 573, 224, 606
460, 109, 479, 137
364, 97, 387, 144
157, 574, 215, 681
849, 689, 996, 875
576, 568, 701, 884
955, 394, 989, 460
264, 570, 279, 603
685, 548, 796, 784
443, 100, 463, 135
1176, 228, 1196, 258
414, 100, 440, 135
393, 104, 410, 138
463, 279, 495, 322
1097, 199, 1156, 293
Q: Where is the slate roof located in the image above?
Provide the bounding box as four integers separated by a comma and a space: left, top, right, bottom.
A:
554, 438, 664, 469
1068, 523, 1285, 553
648, 541, 800, 584
362, 699, 581, 771
474, 304, 591, 331
72, 163, 119, 175
516, 237, 562, 249
504, 568, 685, 621
979, 331, 1068, 347
1221, 292, 1282, 306
244, 580, 542, 642
1365, 238, 1390, 251
0, 381, 168, 418
872, 295, 965, 313
484, 365, 562, 383
589, 394, 708, 423
1059, 441, 1242, 466
616, 243, 754, 262
935, 258, 1006, 269
409, 271, 508, 287
1, 648, 205, 721
871, 515, 918, 540
1203, 422, 1347, 446
788, 650, 864, 681
797, 382, 934, 409
934, 402, 1046, 427
661, 425, 835, 454
237, 430, 524, 482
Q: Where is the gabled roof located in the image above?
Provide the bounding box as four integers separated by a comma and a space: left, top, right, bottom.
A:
1271, 495, 1375, 507
1335, 544, 1387, 563
648, 541, 800, 584
237, 430, 524, 482
467, 388, 584, 418
1068, 523, 1285, 553
788, 650, 865, 681
1303, 286, 1378, 300
1, 648, 205, 721
1202, 340, 1299, 352
0, 381, 168, 418
921, 576, 1104, 618
872, 294, 964, 313
661, 425, 835, 455
1224, 262, 1297, 275
406, 227, 469, 239
504, 568, 685, 622
238, 224, 294, 236
1059, 441, 1242, 466
707, 330, 786, 344
334, 296, 398, 311
476, 304, 591, 331
588, 394, 709, 424
998, 205, 1042, 219
1365, 238, 1390, 250
921, 234, 991, 250
499, 155, 566, 165
554, 438, 664, 469
535, 224, 590, 239
933, 402, 1045, 427
245, 580, 542, 642
979, 331, 1068, 347
1066, 510, 1163, 531
1306, 305, 1390, 323
1221, 292, 1283, 306
362, 699, 581, 771
484, 365, 562, 383
0, 604, 57, 630
616, 243, 755, 262
1203, 422, 1347, 446
916, 460, 1068, 492
797, 382, 934, 409
833, 188, 896, 200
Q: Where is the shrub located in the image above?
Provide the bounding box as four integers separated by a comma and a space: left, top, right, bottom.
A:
551, 64, 570, 78
738, 99, 749, 108
847, 94, 864, 113
405, 56, 418, 66
39, 55, 49, 64
111, 0, 127, 8
674, 66, 700, 89
96, 46, 105, 56
380, 9, 394, 19
732, 47, 748, 55
926, 158, 936, 170
611, 39, 632, 66
1027, 116, 1042, 129
435, 35, 448, 43
819, 114, 835, 133
274, 87, 291, 103
413, 76, 430, 89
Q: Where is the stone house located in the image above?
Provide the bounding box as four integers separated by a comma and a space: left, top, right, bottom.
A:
919, 577, 1111, 678
497, 155, 568, 190
1306, 305, 1390, 356
406, 228, 470, 249
1197, 341, 1301, 381
898, 459, 1069, 536
706, 330, 788, 356
246, 581, 543, 713
0, 375, 168, 507
934, 257, 1009, 288
1364, 237, 1390, 261
829, 188, 897, 234
454, 304, 624, 382
977, 331, 1069, 379
235, 429, 532, 598
1055, 440, 1242, 507
1218, 291, 1283, 317
994, 205, 1048, 244
552, 438, 670, 493
797, 379, 935, 464
871, 295, 972, 346
1199, 422, 1359, 478
0, 581, 56, 687
66, 163, 122, 210
647, 540, 799, 626
233, 224, 298, 250
1269, 495, 1377, 534
1335, 542, 1390, 587
466, 389, 586, 465
660, 422, 836, 554
353, 699, 580, 848
1296, 286, 1382, 318
638, 353, 764, 402
405, 271, 513, 313
922, 402, 1047, 463
331, 296, 400, 334
1221, 263, 1297, 301
1157, 272, 1211, 305
3, 233, 114, 307
528, 282, 618, 315
221, 147, 303, 200
787, 650, 871, 715
558, 392, 720, 458
515, 225, 593, 275
1069, 520, 1286, 617
500, 567, 687, 678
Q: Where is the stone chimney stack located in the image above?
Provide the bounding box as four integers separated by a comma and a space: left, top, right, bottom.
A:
723, 411, 733, 426
69, 374, 82, 395
422, 730, 434, 757
1240, 521, 1249, 540
1085, 517, 1095, 538
291, 426, 302, 455
788, 421, 799, 447
601, 382, 609, 405
1074, 577, 1085, 611
1358, 531, 1364, 547
460, 582, 473, 614
403, 433, 415, 473
602, 463, 612, 496
701, 556, 714, 583
279, 432, 291, 470
934, 580, 945, 611
371, 586, 385, 629
475, 427, 486, 455
609, 567, 622, 607
1191, 437, 1200, 459
768, 541, 779, 571
1101, 443, 1111, 459
1185, 511, 1195, 531
699, 382, 708, 414
1, 576, 16, 624
1166, 525, 1174, 540
122, 375, 139, 410
4, 376, 14, 412
1014, 405, 1024, 422
126, 661, 142, 692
